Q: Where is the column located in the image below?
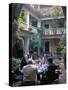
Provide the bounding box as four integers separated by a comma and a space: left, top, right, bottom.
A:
24, 37, 29, 55
37, 5, 40, 9
43, 40, 45, 53
49, 24, 52, 34
25, 11, 29, 30
37, 20, 41, 56
51, 40, 56, 56
50, 40, 53, 56
37, 20, 41, 28
49, 40, 51, 53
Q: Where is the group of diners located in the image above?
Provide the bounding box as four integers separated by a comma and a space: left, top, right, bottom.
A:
16, 53, 60, 86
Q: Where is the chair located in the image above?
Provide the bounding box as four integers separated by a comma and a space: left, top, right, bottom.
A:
40, 64, 60, 84
22, 64, 37, 86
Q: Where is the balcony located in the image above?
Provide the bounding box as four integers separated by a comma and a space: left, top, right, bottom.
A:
29, 25, 37, 33
18, 22, 37, 37
19, 22, 65, 39
44, 28, 65, 35
19, 22, 37, 33
43, 28, 65, 39
25, 5, 64, 19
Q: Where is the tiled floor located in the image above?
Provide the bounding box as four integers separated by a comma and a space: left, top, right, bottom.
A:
54, 59, 66, 84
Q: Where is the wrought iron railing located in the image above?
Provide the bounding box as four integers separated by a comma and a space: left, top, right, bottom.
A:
44, 28, 65, 35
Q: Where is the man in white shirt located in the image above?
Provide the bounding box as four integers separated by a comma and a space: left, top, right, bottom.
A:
22, 60, 37, 85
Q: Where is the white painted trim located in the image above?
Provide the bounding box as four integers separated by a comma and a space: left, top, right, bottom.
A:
24, 7, 39, 20
23, 7, 65, 21
37, 20, 41, 28
29, 11, 39, 20
40, 16, 65, 21
22, 7, 65, 30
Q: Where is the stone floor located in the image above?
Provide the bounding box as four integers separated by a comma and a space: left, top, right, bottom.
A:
53, 59, 66, 84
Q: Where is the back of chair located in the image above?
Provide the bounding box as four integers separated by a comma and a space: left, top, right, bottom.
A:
54, 65, 60, 80
45, 64, 56, 81
23, 65, 37, 83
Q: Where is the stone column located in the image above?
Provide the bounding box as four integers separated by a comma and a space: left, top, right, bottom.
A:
24, 37, 29, 55
37, 20, 41, 56
24, 11, 30, 55
25, 11, 29, 30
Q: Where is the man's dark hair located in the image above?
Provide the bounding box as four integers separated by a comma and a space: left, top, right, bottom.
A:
48, 58, 53, 64
28, 60, 32, 64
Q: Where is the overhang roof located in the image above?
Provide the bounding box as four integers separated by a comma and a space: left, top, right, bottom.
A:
24, 4, 65, 19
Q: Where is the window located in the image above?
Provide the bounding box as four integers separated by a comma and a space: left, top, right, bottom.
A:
45, 24, 49, 29
32, 21, 37, 27
34, 5, 38, 8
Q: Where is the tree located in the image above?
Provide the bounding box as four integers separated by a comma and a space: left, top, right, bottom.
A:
11, 4, 25, 59
51, 6, 59, 17
51, 6, 65, 28
58, 35, 66, 57
29, 27, 45, 56
17, 9, 27, 30
29, 33, 41, 51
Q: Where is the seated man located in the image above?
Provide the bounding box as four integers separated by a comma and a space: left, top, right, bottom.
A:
22, 60, 37, 85
41, 58, 56, 84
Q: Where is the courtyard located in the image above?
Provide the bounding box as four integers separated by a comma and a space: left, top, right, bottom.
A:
9, 4, 66, 86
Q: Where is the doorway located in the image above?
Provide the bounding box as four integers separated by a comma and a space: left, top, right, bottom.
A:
45, 41, 49, 53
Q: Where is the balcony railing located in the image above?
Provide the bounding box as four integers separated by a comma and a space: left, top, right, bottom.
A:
19, 22, 65, 36
19, 22, 37, 33
19, 22, 28, 31
29, 25, 37, 33
44, 28, 65, 36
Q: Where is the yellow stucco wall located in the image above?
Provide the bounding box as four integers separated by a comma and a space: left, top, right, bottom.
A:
50, 40, 57, 56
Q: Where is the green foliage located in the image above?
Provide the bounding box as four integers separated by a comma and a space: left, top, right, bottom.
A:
12, 57, 21, 69
29, 27, 45, 51
29, 27, 32, 31
9, 58, 21, 75
37, 27, 45, 34
30, 33, 41, 51
17, 10, 27, 30
51, 6, 59, 16
18, 10, 25, 25
12, 58, 21, 65
16, 30, 20, 38
12, 19, 18, 31
58, 36, 66, 57
51, 6, 65, 28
